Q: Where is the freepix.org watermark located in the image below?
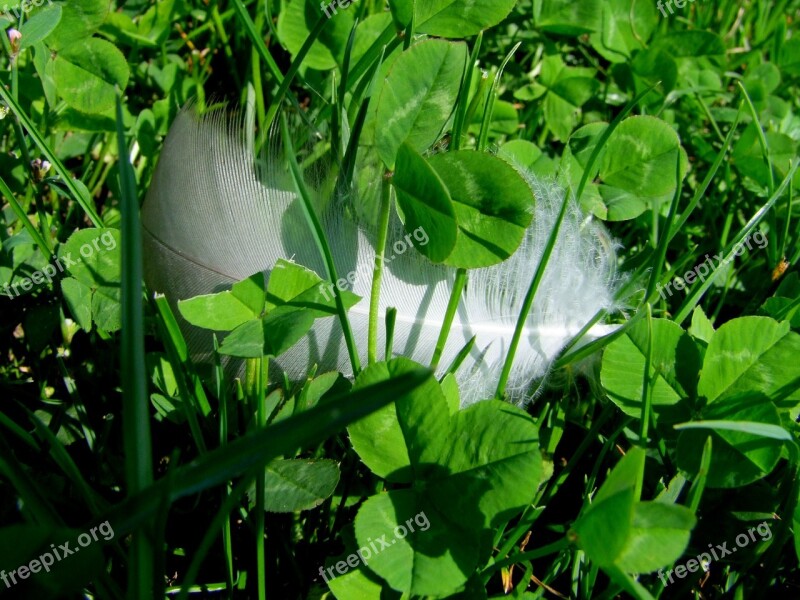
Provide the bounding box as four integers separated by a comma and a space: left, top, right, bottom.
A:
319, 226, 430, 301
657, 231, 768, 301
1, 520, 115, 590
2, 230, 117, 299
658, 520, 772, 586
1, 0, 52, 21
657, 0, 699, 18
319, 510, 430, 584
320, 0, 359, 19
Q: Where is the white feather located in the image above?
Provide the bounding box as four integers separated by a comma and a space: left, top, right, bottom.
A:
142, 107, 621, 407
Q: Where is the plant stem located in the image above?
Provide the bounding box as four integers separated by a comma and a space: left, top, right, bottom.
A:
116, 93, 153, 599
368, 174, 393, 364
430, 268, 467, 370
246, 358, 268, 600
0, 85, 103, 226
0, 174, 51, 257
281, 115, 362, 375
452, 32, 483, 151
495, 192, 571, 399
637, 304, 654, 501
481, 538, 569, 583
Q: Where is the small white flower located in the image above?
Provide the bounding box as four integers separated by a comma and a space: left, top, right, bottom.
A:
7, 28, 21, 57
31, 158, 51, 182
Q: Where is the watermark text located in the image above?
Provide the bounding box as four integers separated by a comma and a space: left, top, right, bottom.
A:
1, 520, 115, 590
319, 511, 430, 583
658, 231, 768, 301
2, 230, 117, 299
2, 0, 52, 21
658, 520, 772, 586
319, 226, 429, 301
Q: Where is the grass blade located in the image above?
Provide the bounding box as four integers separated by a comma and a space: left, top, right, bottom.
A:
98, 369, 429, 537
116, 91, 153, 599
369, 174, 394, 364
264, 12, 330, 129
685, 436, 712, 514
495, 188, 571, 400
576, 81, 661, 202
0, 84, 103, 227
0, 173, 51, 257
673, 160, 799, 324
281, 114, 362, 374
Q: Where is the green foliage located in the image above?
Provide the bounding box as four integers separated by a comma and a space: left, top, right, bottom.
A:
278, 0, 355, 70
569, 449, 696, 573
18, 4, 61, 49
58, 228, 122, 332
392, 143, 458, 262
254, 459, 341, 513
345, 358, 543, 595
414, 0, 519, 38
676, 394, 785, 488
602, 317, 699, 419
374, 39, 467, 168
698, 316, 800, 409
598, 116, 689, 221
53, 38, 130, 115
179, 262, 360, 358
429, 150, 534, 267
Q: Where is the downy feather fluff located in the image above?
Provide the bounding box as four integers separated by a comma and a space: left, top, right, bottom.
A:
142, 107, 621, 407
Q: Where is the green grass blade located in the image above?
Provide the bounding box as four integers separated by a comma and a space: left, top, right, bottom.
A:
320, 20, 398, 126
97, 369, 429, 536
176, 476, 253, 600
281, 114, 361, 374
576, 81, 661, 202
152, 296, 210, 453
673, 160, 799, 324
0, 84, 103, 227
452, 31, 483, 151
495, 190, 571, 399
26, 410, 106, 516
477, 42, 520, 152
0, 410, 39, 451
645, 155, 683, 302
152, 295, 212, 417
264, 12, 330, 129
0, 173, 51, 257
737, 81, 778, 265
673, 421, 795, 441
442, 335, 477, 378
231, 0, 284, 85
480, 539, 568, 582
637, 304, 654, 501
231, 0, 316, 134
369, 175, 394, 364
685, 436, 712, 514
116, 91, 153, 600
0, 435, 61, 526
737, 81, 775, 196
554, 306, 649, 369
604, 564, 656, 600
431, 268, 468, 370
667, 103, 742, 241
55, 355, 96, 450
